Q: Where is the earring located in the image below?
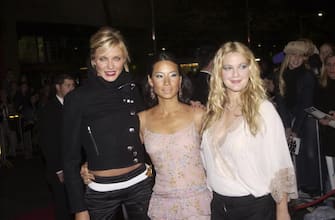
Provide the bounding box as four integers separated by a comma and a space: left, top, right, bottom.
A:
150, 87, 156, 100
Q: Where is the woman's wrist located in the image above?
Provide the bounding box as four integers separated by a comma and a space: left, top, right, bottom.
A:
75, 210, 90, 220
276, 194, 290, 220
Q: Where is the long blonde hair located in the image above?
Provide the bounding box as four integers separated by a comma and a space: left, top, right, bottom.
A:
278, 55, 290, 96
202, 41, 267, 136
279, 40, 310, 96
320, 54, 335, 88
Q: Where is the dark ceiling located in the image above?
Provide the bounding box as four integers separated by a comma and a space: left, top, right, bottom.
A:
14, 0, 335, 61
146, 0, 334, 55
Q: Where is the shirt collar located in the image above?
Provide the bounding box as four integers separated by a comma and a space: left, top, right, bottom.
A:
56, 95, 64, 105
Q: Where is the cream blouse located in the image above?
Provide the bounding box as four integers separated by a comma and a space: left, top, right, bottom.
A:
200, 100, 298, 202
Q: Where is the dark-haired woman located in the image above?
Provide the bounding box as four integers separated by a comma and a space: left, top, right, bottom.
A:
138, 52, 211, 219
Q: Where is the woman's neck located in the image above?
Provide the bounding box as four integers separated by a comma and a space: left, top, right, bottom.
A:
227, 92, 241, 107
224, 92, 242, 115
155, 99, 182, 116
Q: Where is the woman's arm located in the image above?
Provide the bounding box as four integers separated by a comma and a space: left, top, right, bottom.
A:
80, 162, 95, 184
192, 106, 206, 134
137, 111, 147, 144
261, 101, 297, 220
276, 193, 290, 220
75, 210, 90, 220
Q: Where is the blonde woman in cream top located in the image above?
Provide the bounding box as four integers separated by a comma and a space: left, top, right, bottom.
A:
201, 42, 297, 220
201, 100, 297, 206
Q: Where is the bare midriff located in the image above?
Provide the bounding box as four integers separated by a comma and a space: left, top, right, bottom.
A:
90, 163, 142, 177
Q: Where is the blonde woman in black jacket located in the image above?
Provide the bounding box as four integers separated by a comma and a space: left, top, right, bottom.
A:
62, 27, 152, 220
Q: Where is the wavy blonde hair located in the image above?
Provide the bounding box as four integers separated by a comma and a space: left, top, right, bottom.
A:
90, 26, 130, 72
320, 54, 335, 88
202, 41, 267, 136
278, 40, 313, 96
278, 55, 290, 96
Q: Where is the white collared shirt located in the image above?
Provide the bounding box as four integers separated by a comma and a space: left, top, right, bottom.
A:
56, 95, 64, 105
55, 94, 64, 175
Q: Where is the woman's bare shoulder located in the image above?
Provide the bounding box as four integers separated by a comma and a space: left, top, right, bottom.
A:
137, 110, 145, 120
183, 104, 205, 127
186, 104, 205, 118
139, 106, 154, 116
138, 109, 150, 125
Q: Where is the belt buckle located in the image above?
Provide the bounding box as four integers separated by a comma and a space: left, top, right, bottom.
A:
145, 165, 153, 177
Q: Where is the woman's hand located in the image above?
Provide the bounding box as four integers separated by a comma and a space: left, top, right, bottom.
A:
319, 111, 335, 127
80, 162, 94, 184
319, 117, 331, 126
285, 128, 297, 141
75, 210, 90, 220
190, 100, 206, 110
276, 194, 291, 220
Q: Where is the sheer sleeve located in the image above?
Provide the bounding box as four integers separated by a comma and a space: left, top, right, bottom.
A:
261, 101, 298, 202
270, 167, 297, 202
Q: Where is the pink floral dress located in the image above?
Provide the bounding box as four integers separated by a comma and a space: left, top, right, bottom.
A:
143, 123, 211, 220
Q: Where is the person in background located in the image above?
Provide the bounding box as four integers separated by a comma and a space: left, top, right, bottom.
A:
38, 73, 75, 220
7, 81, 19, 107
259, 59, 276, 104
315, 54, 335, 191
319, 43, 334, 65
191, 45, 217, 105
299, 38, 321, 76
62, 26, 152, 220
0, 90, 18, 159
12, 82, 30, 155
276, 40, 319, 195
38, 83, 52, 109
200, 41, 297, 220
13, 82, 31, 113
22, 91, 39, 159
